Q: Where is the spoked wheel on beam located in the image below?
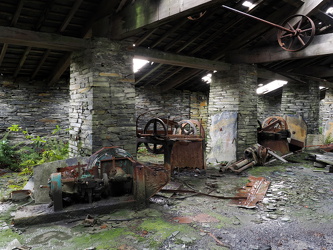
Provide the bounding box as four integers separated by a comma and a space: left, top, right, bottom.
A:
143, 118, 167, 154
221, 5, 315, 52
277, 15, 315, 52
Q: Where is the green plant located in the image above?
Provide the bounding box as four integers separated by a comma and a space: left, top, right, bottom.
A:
2, 125, 69, 175
324, 133, 333, 145
0, 139, 19, 170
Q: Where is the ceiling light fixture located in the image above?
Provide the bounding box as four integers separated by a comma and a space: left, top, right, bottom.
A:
242, 1, 254, 8
256, 80, 288, 95
326, 7, 333, 15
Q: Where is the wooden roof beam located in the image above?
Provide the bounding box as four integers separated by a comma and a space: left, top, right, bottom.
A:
0, 26, 87, 51
134, 47, 230, 71
112, 0, 228, 39
226, 33, 333, 64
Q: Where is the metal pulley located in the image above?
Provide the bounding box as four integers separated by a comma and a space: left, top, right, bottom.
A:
222, 5, 316, 52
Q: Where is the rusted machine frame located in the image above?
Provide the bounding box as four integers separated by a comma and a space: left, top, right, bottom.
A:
258, 116, 291, 155
48, 146, 170, 211
137, 116, 206, 171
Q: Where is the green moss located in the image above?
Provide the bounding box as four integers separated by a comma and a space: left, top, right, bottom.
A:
247, 165, 286, 176
139, 217, 194, 248
69, 228, 141, 249
0, 229, 23, 248
206, 212, 236, 228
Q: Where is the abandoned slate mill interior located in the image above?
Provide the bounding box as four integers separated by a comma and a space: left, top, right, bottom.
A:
1, 0, 333, 249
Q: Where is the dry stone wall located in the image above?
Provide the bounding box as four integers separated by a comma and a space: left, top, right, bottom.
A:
0, 79, 69, 142
281, 80, 320, 134
69, 38, 136, 157
135, 86, 208, 131
257, 94, 282, 123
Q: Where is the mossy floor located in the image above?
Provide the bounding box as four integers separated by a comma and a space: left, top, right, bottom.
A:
1, 151, 333, 249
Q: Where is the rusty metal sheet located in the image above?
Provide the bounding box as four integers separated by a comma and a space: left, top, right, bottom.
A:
259, 140, 289, 155
10, 190, 31, 201
207, 111, 237, 163
284, 115, 307, 149
230, 176, 270, 208
133, 164, 170, 204
171, 140, 205, 170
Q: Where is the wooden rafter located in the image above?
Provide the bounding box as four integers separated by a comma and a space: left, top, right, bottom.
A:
226, 33, 333, 64
0, 26, 87, 51
58, 0, 84, 33
112, 0, 228, 39
0, 44, 8, 67
134, 47, 230, 71
11, 0, 24, 26
35, 0, 55, 31
14, 47, 31, 78
32, 49, 50, 79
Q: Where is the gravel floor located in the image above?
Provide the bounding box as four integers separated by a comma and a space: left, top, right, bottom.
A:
0, 151, 333, 249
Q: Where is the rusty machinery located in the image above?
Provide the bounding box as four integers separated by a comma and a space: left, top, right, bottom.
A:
258, 115, 307, 155
136, 116, 206, 171
224, 115, 307, 173
48, 147, 170, 211
222, 5, 315, 52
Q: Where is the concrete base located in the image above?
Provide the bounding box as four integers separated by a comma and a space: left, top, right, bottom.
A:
13, 195, 137, 226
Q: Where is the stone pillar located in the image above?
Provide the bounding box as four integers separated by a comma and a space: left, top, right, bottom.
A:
207, 64, 257, 162
319, 87, 333, 144
320, 87, 333, 130
281, 79, 320, 134
69, 38, 136, 157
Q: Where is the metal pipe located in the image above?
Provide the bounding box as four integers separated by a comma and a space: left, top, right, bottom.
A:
222, 5, 293, 33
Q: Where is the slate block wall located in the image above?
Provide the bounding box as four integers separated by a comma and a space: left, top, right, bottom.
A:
208, 64, 258, 159
281, 80, 320, 134
0, 79, 69, 142
257, 94, 282, 123
135, 86, 208, 132
69, 38, 136, 157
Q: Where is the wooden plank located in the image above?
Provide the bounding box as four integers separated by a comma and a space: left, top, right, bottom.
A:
134, 47, 230, 71
48, 52, 72, 85
227, 33, 333, 64
0, 26, 87, 51
112, 0, 227, 39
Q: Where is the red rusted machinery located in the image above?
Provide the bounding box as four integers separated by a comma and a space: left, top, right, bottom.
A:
258, 115, 307, 155
136, 115, 206, 171
48, 147, 170, 211
258, 116, 291, 155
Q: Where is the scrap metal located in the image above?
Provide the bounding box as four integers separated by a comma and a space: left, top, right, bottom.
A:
46, 147, 170, 211
230, 176, 271, 209
136, 115, 206, 171
222, 144, 289, 174
258, 116, 291, 155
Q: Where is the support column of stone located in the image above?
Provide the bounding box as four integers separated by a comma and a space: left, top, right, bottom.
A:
69, 38, 136, 157
281, 79, 320, 134
320, 87, 333, 142
207, 64, 257, 162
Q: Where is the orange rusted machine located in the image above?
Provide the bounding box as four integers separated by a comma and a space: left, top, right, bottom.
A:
48, 147, 170, 211
136, 115, 206, 171
258, 115, 307, 155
